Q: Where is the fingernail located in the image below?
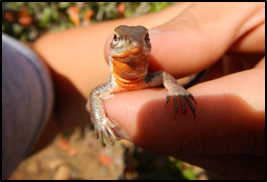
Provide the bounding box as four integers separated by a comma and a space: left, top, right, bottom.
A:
114, 127, 130, 141
109, 117, 130, 141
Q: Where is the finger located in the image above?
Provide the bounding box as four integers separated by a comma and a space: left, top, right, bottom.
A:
104, 3, 193, 62
147, 2, 265, 77
230, 23, 265, 54
103, 59, 265, 177
104, 64, 265, 153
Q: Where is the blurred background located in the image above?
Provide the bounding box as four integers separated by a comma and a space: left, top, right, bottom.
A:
2, 2, 218, 180
2, 2, 172, 42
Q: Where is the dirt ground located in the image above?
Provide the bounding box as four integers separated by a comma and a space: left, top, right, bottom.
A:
10, 127, 218, 180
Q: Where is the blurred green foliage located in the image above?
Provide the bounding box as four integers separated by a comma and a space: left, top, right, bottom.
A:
2, 2, 173, 42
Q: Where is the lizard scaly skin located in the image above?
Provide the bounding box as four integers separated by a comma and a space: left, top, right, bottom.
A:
88, 25, 196, 147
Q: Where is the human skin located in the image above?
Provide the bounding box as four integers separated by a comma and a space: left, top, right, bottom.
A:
32, 2, 265, 179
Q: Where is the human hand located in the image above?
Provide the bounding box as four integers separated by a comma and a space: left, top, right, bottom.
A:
103, 2, 265, 179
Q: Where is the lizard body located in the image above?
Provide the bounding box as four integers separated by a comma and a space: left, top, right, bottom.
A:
88, 25, 196, 147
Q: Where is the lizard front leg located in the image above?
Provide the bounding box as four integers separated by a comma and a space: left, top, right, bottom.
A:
145, 71, 197, 118
89, 81, 120, 147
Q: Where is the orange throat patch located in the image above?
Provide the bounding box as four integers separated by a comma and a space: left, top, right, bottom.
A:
112, 59, 148, 89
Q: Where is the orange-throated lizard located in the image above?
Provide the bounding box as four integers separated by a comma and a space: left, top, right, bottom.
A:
88, 25, 196, 147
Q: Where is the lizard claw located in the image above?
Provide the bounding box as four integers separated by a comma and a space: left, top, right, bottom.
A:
94, 117, 121, 147
173, 96, 178, 118
184, 95, 196, 119
165, 90, 196, 119
165, 95, 170, 108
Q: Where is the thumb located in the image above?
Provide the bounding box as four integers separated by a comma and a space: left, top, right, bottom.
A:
147, 2, 265, 78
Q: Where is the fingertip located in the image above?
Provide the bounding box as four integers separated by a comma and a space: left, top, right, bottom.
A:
148, 28, 213, 78
103, 88, 198, 155
104, 34, 113, 63
103, 73, 265, 157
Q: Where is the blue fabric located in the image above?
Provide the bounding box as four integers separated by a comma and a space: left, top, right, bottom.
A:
2, 34, 53, 179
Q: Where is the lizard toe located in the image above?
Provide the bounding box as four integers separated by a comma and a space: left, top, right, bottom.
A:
184, 95, 195, 119
166, 87, 196, 119
99, 130, 106, 147
103, 129, 115, 146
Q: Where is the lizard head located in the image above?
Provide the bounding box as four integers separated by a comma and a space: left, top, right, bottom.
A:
110, 25, 151, 62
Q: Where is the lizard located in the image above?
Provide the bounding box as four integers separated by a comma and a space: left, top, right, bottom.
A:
88, 25, 196, 147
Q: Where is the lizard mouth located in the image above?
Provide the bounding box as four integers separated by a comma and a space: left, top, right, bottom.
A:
111, 46, 150, 61
111, 47, 141, 59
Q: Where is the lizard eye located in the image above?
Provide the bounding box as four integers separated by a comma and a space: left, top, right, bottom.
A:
113, 34, 118, 42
